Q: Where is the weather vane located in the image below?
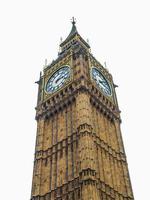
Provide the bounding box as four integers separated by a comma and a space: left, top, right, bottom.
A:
71, 17, 76, 25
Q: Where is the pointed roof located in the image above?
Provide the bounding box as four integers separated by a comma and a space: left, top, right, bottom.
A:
60, 18, 90, 49
66, 18, 78, 38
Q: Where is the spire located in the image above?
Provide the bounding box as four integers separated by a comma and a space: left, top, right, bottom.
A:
60, 18, 90, 49
72, 17, 76, 25
69, 17, 78, 36
60, 17, 78, 47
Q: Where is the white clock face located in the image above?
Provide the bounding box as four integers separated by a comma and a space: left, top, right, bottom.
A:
91, 67, 112, 96
45, 66, 70, 93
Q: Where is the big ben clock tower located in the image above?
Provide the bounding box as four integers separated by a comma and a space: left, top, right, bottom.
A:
31, 19, 134, 200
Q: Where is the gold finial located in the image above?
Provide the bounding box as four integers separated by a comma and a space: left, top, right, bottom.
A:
40, 71, 42, 78
45, 58, 47, 66
43, 58, 47, 69
104, 61, 109, 71
58, 37, 63, 55
60, 37, 63, 43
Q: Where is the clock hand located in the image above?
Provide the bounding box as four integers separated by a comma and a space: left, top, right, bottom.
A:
99, 80, 104, 83
55, 76, 64, 84
99, 80, 110, 90
99, 80, 108, 86
99, 80, 106, 85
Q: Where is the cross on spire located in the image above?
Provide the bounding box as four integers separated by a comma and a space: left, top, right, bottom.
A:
71, 17, 76, 25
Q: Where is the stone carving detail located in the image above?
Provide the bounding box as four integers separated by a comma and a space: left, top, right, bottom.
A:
31, 21, 134, 200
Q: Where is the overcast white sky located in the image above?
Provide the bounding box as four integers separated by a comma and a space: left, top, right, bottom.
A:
0, 0, 150, 199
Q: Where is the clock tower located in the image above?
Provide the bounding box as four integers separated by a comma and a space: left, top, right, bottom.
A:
31, 19, 134, 200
